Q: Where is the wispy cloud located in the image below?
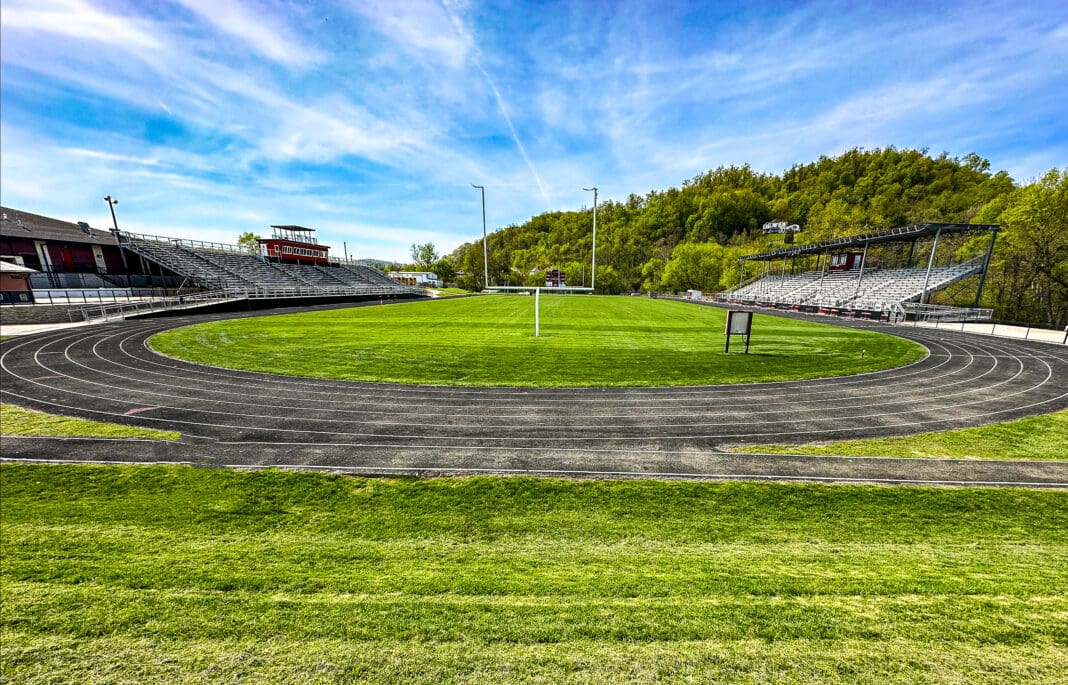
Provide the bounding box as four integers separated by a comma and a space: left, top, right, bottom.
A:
2, 0, 161, 49
1, 0, 1065, 261
171, 0, 324, 68
440, 2, 552, 208
348, 0, 473, 68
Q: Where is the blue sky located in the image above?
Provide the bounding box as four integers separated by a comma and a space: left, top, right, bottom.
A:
2, 0, 1066, 262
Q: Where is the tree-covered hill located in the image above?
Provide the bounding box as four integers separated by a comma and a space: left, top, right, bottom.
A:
448, 148, 1065, 326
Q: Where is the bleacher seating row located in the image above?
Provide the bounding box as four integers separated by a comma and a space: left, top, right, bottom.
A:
120, 236, 421, 296
730, 263, 981, 310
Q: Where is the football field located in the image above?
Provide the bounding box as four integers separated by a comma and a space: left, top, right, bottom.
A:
148, 296, 926, 386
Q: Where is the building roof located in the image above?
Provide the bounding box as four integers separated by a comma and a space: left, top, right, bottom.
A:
0, 207, 120, 247
739, 222, 999, 262
0, 260, 37, 273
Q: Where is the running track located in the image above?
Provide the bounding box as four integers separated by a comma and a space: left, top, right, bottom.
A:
2, 302, 1067, 486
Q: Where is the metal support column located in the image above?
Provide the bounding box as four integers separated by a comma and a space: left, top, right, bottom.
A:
816, 251, 828, 302
852, 241, 869, 301
919, 226, 944, 305
973, 229, 999, 308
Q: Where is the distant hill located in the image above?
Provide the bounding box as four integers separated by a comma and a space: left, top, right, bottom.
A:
356, 258, 393, 271
449, 148, 1065, 325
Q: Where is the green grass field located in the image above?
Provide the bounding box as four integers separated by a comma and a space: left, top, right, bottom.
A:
0, 403, 180, 441
149, 296, 925, 386
2, 465, 1065, 683
737, 409, 1068, 460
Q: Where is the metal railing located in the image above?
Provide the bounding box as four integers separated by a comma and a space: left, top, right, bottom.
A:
1, 288, 180, 307
78, 290, 246, 323
77, 283, 426, 323
118, 231, 245, 254
239, 284, 419, 299
902, 302, 993, 323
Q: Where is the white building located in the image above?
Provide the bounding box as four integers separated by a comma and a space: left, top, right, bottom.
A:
762, 220, 801, 235
389, 271, 443, 287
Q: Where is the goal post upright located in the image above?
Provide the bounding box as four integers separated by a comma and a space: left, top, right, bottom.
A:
535, 287, 540, 337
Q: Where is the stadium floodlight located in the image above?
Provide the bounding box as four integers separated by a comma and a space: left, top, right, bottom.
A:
103, 195, 120, 232
583, 187, 598, 291
471, 184, 489, 289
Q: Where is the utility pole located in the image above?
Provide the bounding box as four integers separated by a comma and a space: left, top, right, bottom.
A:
583, 186, 598, 292
472, 184, 489, 289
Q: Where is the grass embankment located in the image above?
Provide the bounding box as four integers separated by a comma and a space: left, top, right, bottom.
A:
737, 409, 1068, 460
2, 465, 1066, 683
0, 403, 179, 441
149, 296, 924, 386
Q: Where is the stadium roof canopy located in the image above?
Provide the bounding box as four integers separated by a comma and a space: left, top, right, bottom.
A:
270, 225, 316, 232
739, 222, 999, 262
1, 206, 119, 246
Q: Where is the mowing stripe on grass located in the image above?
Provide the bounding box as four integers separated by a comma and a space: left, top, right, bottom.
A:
149, 296, 925, 386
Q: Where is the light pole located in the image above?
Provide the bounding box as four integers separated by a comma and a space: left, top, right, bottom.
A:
472, 184, 489, 289
103, 195, 120, 232
583, 186, 598, 291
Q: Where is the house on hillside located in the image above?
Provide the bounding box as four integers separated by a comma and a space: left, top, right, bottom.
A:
762, 220, 801, 235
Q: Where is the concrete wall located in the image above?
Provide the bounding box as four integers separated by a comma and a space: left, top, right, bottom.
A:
0, 304, 84, 324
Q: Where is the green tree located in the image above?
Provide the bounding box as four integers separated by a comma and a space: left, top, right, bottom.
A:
430, 257, 456, 284
976, 169, 1068, 325
236, 232, 259, 255
524, 269, 544, 287
438, 148, 1020, 301
662, 242, 725, 293
410, 242, 439, 272
640, 258, 665, 292
594, 265, 624, 294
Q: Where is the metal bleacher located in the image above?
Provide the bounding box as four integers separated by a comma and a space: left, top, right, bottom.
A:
273, 263, 352, 288
195, 249, 304, 289
124, 237, 247, 290
723, 222, 1000, 319
727, 263, 983, 311
117, 232, 422, 298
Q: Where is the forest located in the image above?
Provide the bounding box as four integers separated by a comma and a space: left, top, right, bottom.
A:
435, 148, 1065, 326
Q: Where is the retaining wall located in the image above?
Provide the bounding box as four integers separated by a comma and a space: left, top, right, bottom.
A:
0, 305, 85, 324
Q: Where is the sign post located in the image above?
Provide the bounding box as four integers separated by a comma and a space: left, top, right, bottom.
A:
725, 310, 753, 353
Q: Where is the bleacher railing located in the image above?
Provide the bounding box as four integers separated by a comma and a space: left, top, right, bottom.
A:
118, 231, 245, 254
902, 303, 993, 323
78, 283, 425, 323
78, 290, 244, 323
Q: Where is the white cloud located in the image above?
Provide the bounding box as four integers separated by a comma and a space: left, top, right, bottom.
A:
347, 0, 472, 68
171, 0, 323, 68
1, 0, 161, 49
2, 0, 1065, 262
61, 147, 162, 167
258, 96, 429, 163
